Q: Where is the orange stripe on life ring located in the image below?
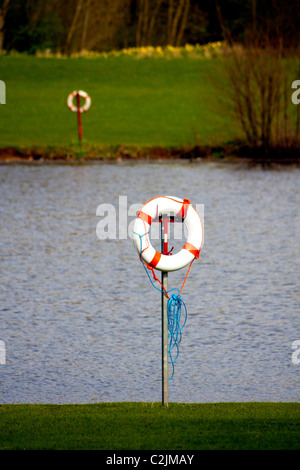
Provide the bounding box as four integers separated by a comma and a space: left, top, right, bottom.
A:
176, 199, 190, 221
183, 242, 200, 259
148, 250, 161, 268
138, 211, 153, 225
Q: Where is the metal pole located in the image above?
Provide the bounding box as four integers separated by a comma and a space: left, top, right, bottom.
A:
161, 218, 169, 406
76, 92, 83, 143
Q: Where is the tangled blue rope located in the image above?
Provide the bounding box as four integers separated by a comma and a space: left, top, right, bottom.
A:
133, 230, 187, 382
167, 293, 187, 381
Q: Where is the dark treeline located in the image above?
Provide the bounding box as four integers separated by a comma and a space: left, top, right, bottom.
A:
1, 0, 300, 54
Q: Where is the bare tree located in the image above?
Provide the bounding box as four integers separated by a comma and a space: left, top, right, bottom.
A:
136, 0, 163, 47
60, 0, 130, 53
0, 0, 11, 50
84, 0, 130, 51
135, 0, 190, 47
167, 0, 190, 46
63, 0, 84, 54
80, 0, 91, 51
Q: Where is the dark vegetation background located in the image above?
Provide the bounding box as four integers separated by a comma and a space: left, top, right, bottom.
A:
1, 0, 300, 55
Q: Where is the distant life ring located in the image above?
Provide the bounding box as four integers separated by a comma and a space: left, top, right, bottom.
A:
133, 196, 203, 272
67, 90, 91, 113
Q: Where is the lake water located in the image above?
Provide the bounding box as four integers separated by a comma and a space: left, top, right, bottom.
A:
0, 160, 299, 403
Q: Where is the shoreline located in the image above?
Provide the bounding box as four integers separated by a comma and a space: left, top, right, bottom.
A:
0, 144, 300, 167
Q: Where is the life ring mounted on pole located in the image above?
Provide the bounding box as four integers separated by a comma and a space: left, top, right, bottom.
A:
67, 90, 91, 113
133, 196, 203, 272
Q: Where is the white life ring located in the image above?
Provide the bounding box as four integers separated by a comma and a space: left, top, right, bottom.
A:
67, 90, 91, 113
133, 196, 203, 272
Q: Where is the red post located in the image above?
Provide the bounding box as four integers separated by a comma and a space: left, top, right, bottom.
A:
76, 92, 83, 142
163, 218, 169, 254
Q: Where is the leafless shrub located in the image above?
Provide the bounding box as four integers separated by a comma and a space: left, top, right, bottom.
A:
214, 0, 300, 156
223, 33, 300, 151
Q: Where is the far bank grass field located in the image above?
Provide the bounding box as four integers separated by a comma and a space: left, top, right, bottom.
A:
0, 48, 241, 151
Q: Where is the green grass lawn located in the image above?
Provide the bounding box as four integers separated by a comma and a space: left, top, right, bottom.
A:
0, 402, 299, 450
0, 54, 240, 150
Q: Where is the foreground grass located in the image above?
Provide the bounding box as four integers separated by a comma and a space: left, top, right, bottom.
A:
0, 402, 299, 450
0, 54, 239, 150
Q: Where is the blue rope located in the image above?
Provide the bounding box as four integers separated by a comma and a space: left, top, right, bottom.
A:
167, 294, 187, 382
133, 230, 187, 382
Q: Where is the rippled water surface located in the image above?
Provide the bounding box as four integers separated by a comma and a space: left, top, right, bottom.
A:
0, 160, 299, 403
